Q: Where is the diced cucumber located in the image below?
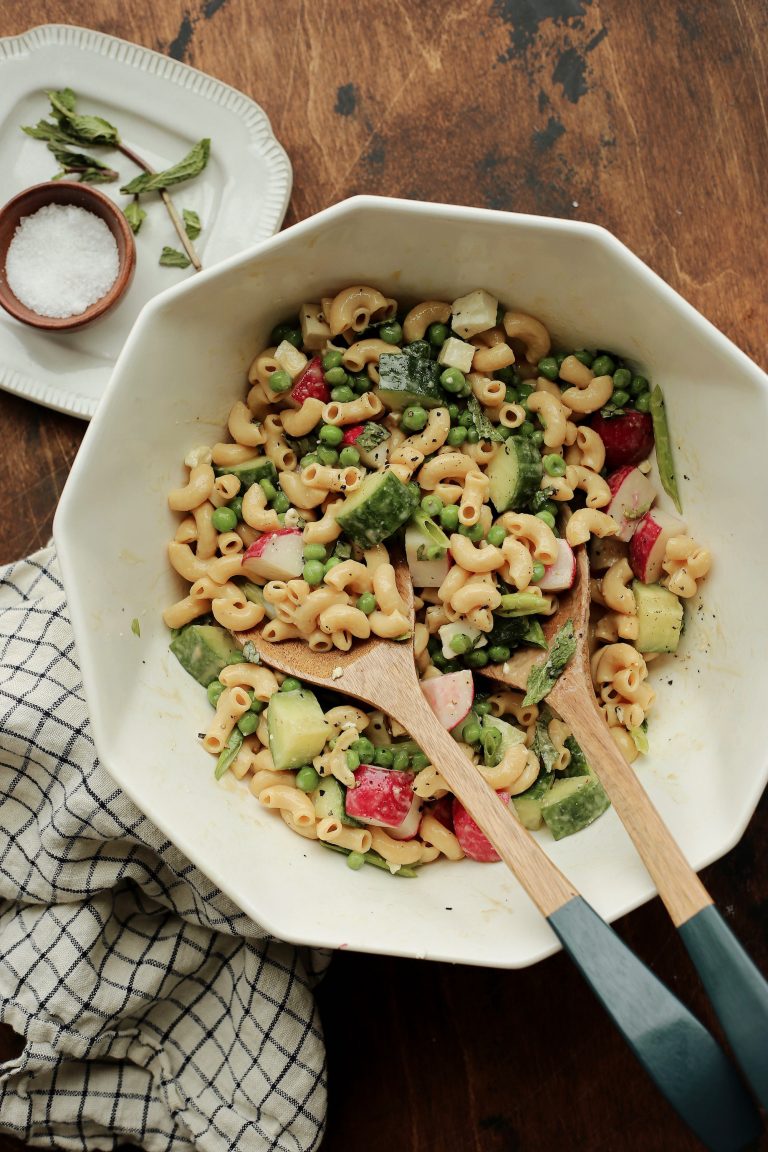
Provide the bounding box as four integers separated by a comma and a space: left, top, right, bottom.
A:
486, 436, 543, 513
541, 774, 610, 840
213, 455, 277, 488
561, 734, 591, 778
169, 623, 244, 686
512, 770, 554, 830
632, 580, 684, 653
377, 349, 447, 410
336, 469, 420, 547
312, 777, 363, 827
266, 688, 330, 771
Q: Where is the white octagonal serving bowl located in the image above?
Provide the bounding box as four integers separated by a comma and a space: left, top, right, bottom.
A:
54, 195, 768, 969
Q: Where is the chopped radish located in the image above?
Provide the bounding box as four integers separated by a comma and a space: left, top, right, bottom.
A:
537, 537, 576, 591
382, 794, 423, 840
345, 764, 414, 828
343, 422, 389, 468
421, 670, 474, 730
342, 424, 365, 444
590, 410, 654, 471
606, 466, 657, 542
452, 792, 510, 862
438, 621, 486, 660
405, 521, 451, 588
429, 795, 454, 830
290, 356, 330, 406
629, 508, 687, 583
242, 528, 304, 581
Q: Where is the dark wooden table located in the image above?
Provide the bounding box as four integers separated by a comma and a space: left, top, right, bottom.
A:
1, 3, 766, 1149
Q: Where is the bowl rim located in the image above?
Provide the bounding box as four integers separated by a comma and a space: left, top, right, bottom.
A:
0, 178, 137, 332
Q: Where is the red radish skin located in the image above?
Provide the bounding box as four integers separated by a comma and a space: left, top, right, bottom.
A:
383, 794, 423, 840
345, 765, 414, 828
421, 670, 474, 730
429, 795, 454, 831
606, 466, 657, 542
242, 528, 304, 581
342, 425, 365, 445
452, 792, 510, 862
590, 410, 654, 471
537, 538, 576, 591
290, 356, 330, 406
629, 508, 687, 583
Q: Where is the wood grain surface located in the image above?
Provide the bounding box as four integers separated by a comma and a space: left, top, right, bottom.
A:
0, 2, 766, 1150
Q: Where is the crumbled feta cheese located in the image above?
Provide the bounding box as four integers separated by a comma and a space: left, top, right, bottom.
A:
184, 445, 213, 468
274, 340, 308, 380
438, 336, 475, 374
300, 302, 332, 350
283, 507, 304, 528
451, 288, 498, 340
331, 666, 344, 680
638, 458, 652, 474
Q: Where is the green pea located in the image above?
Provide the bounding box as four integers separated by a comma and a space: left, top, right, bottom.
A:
611, 390, 630, 408
630, 374, 650, 396
411, 752, 430, 771
272, 492, 290, 514
440, 504, 460, 531
237, 712, 259, 736
517, 382, 534, 400
211, 506, 237, 533
447, 403, 460, 422
300, 453, 318, 468
296, 765, 320, 792
458, 410, 475, 428
373, 746, 394, 767
536, 509, 556, 529
379, 321, 403, 344
346, 851, 366, 871
319, 423, 343, 445
543, 453, 566, 477
635, 391, 652, 413
426, 545, 446, 561
555, 352, 567, 368
324, 366, 349, 387
488, 645, 511, 663
532, 560, 546, 582
317, 445, 339, 466
446, 426, 468, 446
498, 425, 513, 439
304, 543, 327, 562
486, 524, 506, 548
573, 348, 594, 367
346, 749, 360, 772
402, 405, 429, 432
431, 651, 449, 670
393, 749, 410, 771
459, 522, 484, 541
450, 632, 474, 655
324, 556, 343, 574
428, 322, 450, 346
322, 349, 344, 370
357, 592, 377, 615
531, 430, 544, 447
227, 496, 243, 520
280, 677, 302, 693
465, 650, 489, 668
440, 367, 466, 393
466, 428, 480, 444
207, 680, 225, 707
351, 374, 370, 394
591, 354, 615, 377
461, 720, 482, 744
519, 421, 536, 438
268, 369, 292, 393
538, 357, 560, 381
505, 386, 520, 404
331, 385, 355, 403
418, 494, 440, 518
473, 699, 492, 716
352, 737, 375, 763
259, 477, 278, 502
497, 366, 519, 387
613, 367, 632, 391
338, 446, 360, 469
271, 321, 302, 347
303, 559, 325, 586
407, 340, 432, 360
249, 697, 265, 714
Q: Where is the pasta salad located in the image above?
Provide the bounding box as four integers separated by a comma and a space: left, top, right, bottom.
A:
164, 285, 711, 873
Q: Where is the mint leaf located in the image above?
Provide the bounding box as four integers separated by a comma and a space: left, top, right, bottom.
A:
159, 246, 192, 268
47, 90, 119, 145
124, 201, 147, 233
355, 422, 389, 453
467, 394, 504, 442
523, 620, 576, 705
182, 208, 202, 239
121, 139, 211, 195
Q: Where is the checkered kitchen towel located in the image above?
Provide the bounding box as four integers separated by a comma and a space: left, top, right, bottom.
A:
0, 547, 327, 1151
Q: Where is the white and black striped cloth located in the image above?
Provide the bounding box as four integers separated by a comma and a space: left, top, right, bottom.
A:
0, 548, 327, 1151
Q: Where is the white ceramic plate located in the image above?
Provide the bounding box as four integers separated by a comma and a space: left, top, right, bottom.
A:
0, 23, 291, 419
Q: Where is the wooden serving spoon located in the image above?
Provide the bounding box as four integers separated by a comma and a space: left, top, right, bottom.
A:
484, 542, 768, 1115
236, 560, 760, 1151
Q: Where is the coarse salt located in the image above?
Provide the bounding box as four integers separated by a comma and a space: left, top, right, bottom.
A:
6, 203, 120, 319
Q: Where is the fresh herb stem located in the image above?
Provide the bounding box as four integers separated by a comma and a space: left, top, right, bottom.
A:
116, 140, 202, 271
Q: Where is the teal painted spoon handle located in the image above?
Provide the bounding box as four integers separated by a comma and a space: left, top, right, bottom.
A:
678, 905, 768, 1112
548, 897, 761, 1152
550, 677, 768, 1113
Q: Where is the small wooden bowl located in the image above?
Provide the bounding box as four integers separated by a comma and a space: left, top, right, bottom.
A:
0, 181, 136, 332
